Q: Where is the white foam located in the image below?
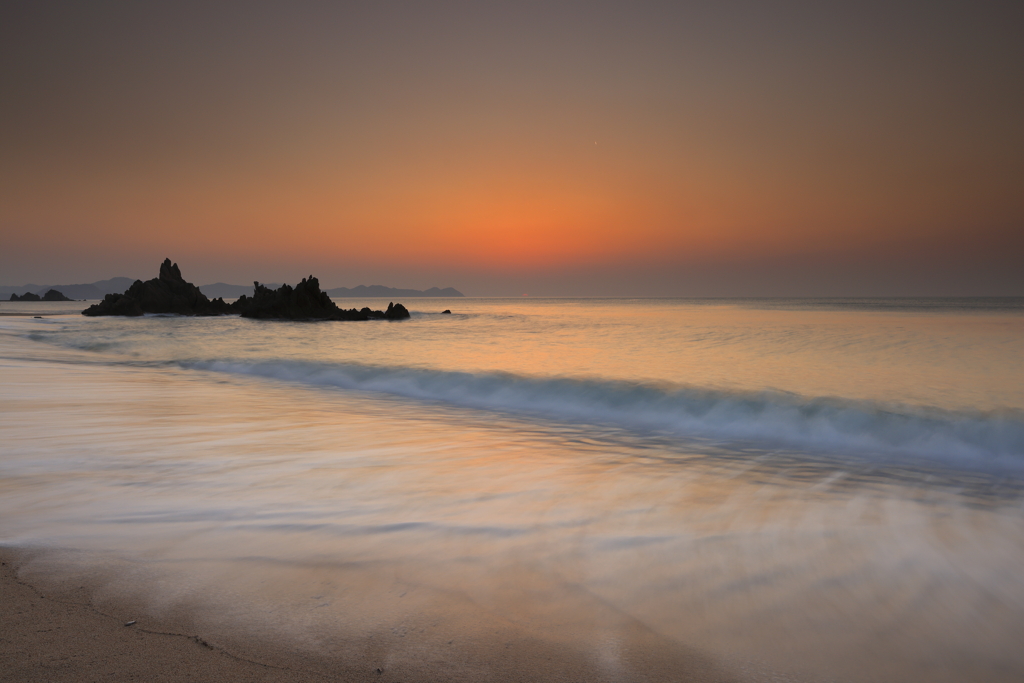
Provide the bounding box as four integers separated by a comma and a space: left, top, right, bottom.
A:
186, 360, 1024, 467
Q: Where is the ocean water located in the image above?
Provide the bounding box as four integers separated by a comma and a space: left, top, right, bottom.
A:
2, 297, 1024, 681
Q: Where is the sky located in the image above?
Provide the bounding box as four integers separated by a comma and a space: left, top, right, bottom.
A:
2, 1, 1022, 296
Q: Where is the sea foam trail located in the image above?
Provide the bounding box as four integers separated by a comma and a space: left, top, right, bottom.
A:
187, 360, 1024, 466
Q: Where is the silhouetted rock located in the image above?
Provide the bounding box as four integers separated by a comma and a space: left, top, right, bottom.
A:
234, 276, 343, 320
441, 309, 452, 314
84, 292, 144, 316
80, 259, 411, 322
10, 292, 41, 301
83, 259, 234, 316
384, 302, 411, 320
41, 289, 73, 301
234, 278, 411, 321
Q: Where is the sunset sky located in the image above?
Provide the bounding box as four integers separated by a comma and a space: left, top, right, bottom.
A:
2, 1, 1022, 295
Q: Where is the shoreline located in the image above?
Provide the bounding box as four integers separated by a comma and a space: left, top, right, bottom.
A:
0, 546, 737, 683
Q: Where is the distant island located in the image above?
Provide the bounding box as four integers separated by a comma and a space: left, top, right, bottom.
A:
9, 289, 73, 302
83, 259, 411, 321
1, 278, 137, 301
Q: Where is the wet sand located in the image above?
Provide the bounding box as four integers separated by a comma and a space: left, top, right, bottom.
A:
0, 547, 735, 683
0, 548, 349, 682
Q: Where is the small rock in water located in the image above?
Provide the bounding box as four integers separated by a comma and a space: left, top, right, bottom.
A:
383, 302, 410, 320
442, 309, 451, 314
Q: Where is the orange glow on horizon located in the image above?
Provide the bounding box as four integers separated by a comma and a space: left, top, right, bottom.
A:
7, 126, 1017, 276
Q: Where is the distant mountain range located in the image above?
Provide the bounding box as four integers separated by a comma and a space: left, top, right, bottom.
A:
200, 283, 463, 299
2, 278, 463, 300
326, 285, 463, 298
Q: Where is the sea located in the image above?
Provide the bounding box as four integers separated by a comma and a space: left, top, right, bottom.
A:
2, 297, 1023, 682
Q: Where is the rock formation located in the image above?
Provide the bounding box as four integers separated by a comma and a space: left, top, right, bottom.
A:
9, 292, 41, 301
234, 277, 410, 320
82, 259, 410, 321
383, 302, 411, 320
41, 289, 73, 301
83, 259, 238, 317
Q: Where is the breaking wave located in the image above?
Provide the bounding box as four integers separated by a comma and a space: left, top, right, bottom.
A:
186, 360, 1024, 465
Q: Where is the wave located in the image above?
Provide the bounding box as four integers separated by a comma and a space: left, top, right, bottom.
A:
185, 360, 1024, 465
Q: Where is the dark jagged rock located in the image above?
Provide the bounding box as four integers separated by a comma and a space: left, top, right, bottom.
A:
234, 278, 411, 321
83, 259, 235, 317
80, 259, 411, 321
85, 292, 144, 316
441, 309, 452, 314
41, 289, 73, 301
234, 276, 345, 320
10, 292, 41, 301
384, 302, 410, 320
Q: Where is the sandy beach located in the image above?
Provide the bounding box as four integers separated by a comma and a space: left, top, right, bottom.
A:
0, 547, 354, 683
0, 547, 735, 683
